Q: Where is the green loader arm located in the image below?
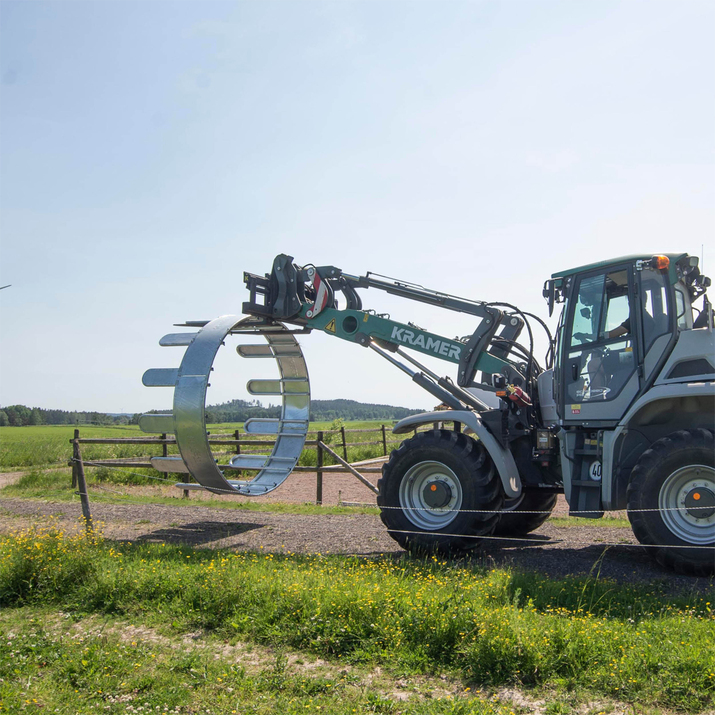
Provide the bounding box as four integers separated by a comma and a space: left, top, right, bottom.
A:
242, 254, 532, 412
302, 304, 510, 377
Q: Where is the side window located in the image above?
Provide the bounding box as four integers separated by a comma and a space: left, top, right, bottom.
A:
602, 270, 630, 338
675, 287, 690, 330
570, 274, 605, 347
639, 270, 670, 350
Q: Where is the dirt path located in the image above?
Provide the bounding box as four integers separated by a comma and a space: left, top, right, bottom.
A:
0, 472, 24, 489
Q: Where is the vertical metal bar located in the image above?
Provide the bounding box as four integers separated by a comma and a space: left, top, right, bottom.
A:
234, 428, 242, 479
341, 426, 348, 461
73, 441, 93, 533
316, 430, 324, 505
162, 433, 168, 458
381, 424, 388, 456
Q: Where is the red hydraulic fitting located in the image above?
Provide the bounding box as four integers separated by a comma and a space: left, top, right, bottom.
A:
506, 384, 532, 408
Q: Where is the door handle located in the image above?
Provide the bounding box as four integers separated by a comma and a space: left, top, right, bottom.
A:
571, 362, 579, 381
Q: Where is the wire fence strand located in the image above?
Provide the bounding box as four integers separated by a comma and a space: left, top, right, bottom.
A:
61, 459, 715, 553
72, 459, 715, 515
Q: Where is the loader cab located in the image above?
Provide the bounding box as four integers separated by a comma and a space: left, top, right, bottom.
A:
546, 254, 690, 427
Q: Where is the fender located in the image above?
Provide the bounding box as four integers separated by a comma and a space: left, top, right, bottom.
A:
392, 410, 522, 498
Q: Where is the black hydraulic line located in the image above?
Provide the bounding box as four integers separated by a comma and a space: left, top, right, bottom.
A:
488, 302, 536, 387
505, 308, 555, 371
490, 337, 541, 371
521, 310, 554, 345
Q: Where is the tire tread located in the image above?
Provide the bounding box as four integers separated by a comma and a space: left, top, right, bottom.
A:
377, 429, 502, 554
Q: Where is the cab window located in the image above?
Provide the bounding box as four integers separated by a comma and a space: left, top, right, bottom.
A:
570, 270, 630, 346
639, 270, 671, 349
675, 287, 689, 330
565, 269, 635, 402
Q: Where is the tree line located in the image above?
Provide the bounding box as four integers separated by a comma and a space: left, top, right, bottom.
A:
200, 398, 422, 423
0, 405, 131, 427
0, 399, 422, 427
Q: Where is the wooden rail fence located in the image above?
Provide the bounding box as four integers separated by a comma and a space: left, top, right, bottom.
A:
69, 424, 430, 507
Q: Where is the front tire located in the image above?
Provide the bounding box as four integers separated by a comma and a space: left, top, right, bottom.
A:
627, 429, 715, 575
377, 430, 502, 554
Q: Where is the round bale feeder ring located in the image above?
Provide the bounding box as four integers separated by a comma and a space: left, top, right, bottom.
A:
139, 315, 310, 496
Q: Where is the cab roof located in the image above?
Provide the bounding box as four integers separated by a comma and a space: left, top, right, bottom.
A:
551, 253, 687, 280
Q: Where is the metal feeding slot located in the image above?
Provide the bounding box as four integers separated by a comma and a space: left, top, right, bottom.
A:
247, 379, 282, 395
150, 456, 190, 473
246, 378, 310, 396
139, 316, 310, 497
272, 346, 303, 356
142, 368, 179, 387
159, 333, 198, 347
138, 414, 174, 434
228, 454, 296, 470
227, 480, 273, 494
238, 344, 304, 358
237, 345, 274, 358
244, 418, 309, 435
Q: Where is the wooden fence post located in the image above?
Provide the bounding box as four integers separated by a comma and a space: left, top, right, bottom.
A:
316, 430, 324, 505
340, 425, 348, 461
71, 428, 80, 488
381, 424, 388, 456
72, 437, 93, 533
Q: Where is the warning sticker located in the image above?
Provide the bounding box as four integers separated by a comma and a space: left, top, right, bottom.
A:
325, 318, 337, 333
571, 404, 581, 414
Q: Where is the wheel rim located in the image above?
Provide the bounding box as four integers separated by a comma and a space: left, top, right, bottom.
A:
399, 461, 463, 530
658, 464, 715, 544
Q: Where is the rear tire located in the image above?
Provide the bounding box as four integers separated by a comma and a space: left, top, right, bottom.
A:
493, 491, 558, 536
627, 429, 715, 576
377, 430, 502, 554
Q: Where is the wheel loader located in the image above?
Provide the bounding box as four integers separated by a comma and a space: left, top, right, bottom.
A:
140, 252, 715, 574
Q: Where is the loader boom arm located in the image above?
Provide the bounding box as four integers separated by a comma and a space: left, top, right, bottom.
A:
298, 304, 510, 377
242, 254, 534, 412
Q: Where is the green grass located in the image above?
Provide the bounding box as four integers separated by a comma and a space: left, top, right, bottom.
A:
0, 609, 516, 715
0, 525, 713, 713
0, 421, 401, 472
0, 469, 378, 515
0, 424, 154, 469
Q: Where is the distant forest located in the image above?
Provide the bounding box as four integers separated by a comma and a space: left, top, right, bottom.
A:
0, 405, 130, 427
203, 398, 422, 423
0, 399, 422, 426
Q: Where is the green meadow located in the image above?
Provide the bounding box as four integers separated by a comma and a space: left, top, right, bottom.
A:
0, 524, 713, 714
0, 421, 400, 471
1, 425, 714, 713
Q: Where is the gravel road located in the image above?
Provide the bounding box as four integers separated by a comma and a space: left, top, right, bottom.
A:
1, 484, 712, 593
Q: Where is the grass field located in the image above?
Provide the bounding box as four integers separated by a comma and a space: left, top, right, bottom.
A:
0, 421, 400, 471
2, 425, 714, 713
0, 524, 713, 714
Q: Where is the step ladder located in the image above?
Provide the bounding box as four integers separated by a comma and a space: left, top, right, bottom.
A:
139, 315, 310, 496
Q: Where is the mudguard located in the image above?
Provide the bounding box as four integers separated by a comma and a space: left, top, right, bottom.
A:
392, 410, 522, 498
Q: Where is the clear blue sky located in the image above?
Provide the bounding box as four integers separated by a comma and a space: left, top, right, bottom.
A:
1, 0, 713, 413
